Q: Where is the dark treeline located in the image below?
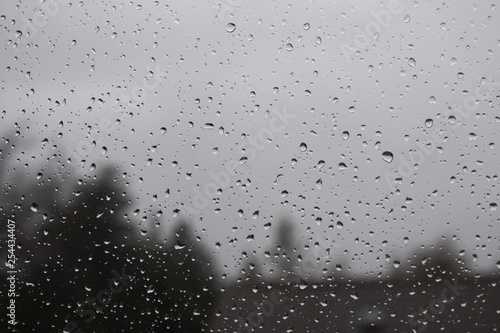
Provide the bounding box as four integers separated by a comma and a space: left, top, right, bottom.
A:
0, 132, 483, 332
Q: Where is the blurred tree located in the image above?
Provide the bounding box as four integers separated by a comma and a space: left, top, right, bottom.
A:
270, 216, 298, 282
0, 134, 219, 332
143, 219, 219, 332
392, 238, 469, 283
237, 253, 263, 285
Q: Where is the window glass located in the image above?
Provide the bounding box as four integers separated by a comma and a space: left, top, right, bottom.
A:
1, 1, 499, 332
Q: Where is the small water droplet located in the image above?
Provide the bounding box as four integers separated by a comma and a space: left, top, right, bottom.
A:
31, 203, 38, 212
303, 23, 310, 30
299, 279, 307, 289
408, 58, 416, 67
425, 119, 433, 128
299, 142, 308, 152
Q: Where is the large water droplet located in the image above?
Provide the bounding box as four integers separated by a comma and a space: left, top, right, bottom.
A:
299, 142, 308, 151
382, 151, 394, 163
225, 23, 236, 33
425, 119, 433, 128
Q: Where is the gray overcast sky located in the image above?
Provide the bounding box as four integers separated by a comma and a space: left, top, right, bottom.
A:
1, 0, 499, 278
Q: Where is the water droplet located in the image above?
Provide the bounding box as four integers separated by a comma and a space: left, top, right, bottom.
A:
285, 43, 294, 51
425, 119, 433, 128
382, 151, 394, 163
303, 23, 310, 30
31, 203, 38, 212
408, 58, 416, 67
299, 142, 308, 151
225, 23, 236, 33
315, 36, 322, 45
404, 15, 411, 23
342, 131, 349, 140
174, 241, 185, 249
